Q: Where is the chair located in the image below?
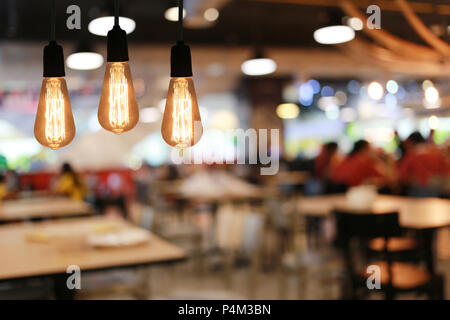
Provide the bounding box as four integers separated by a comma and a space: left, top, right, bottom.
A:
334, 210, 444, 299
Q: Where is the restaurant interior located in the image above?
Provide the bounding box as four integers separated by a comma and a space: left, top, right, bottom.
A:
0, 0, 449, 301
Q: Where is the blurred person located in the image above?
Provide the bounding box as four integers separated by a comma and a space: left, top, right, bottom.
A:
55, 163, 86, 201
5, 169, 20, 194
398, 132, 449, 197
304, 142, 341, 195
331, 140, 385, 188
314, 142, 340, 180
0, 175, 8, 201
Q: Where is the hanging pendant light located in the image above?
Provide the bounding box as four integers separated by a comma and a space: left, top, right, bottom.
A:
98, 0, 139, 135
161, 0, 203, 149
313, 10, 355, 45
241, 48, 277, 76
66, 39, 104, 70
88, 2, 136, 37
34, 0, 75, 150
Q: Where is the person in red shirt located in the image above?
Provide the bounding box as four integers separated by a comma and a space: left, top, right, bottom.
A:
331, 140, 384, 187
314, 142, 339, 180
398, 132, 449, 197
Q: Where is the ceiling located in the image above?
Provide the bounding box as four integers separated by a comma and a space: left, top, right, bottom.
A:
0, 0, 448, 47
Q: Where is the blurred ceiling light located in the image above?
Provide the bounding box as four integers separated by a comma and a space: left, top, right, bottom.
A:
368, 81, 384, 100
424, 86, 439, 104
428, 115, 439, 130
66, 52, 104, 70
335, 91, 347, 106
347, 80, 360, 94
88, 16, 136, 36
241, 51, 277, 76
423, 86, 441, 109
347, 17, 363, 31
325, 104, 340, 120
340, 107, 356, 122
314, 25, 355, 44
308, 79, 321, 94
140, 108, 161, 123
66, 41, 104, 70
298, 83, 313, 106
165, 7, 186, 22
321, 86, 334, 97
422, 79, 434, 90
204, 8, 220, 22
318, 96, 338, 111
386, 80, 398, 94
276, 103, 299, 119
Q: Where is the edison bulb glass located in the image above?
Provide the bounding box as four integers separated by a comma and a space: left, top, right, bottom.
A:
161, 77, 203, 149
98, 62, 139, 134
34, 77, 75, 150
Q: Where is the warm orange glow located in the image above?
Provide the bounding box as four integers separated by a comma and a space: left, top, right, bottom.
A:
34, 77, 75, 149
161, 77, 203, 149
98, 62, 139, 134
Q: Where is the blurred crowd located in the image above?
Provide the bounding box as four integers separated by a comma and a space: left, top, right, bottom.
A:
311, 131, 450, 197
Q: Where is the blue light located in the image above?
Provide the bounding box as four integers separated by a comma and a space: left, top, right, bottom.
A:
321, 86, 334, 97
307, 79, 321, 94
347, 80, 360, 94
299, 82, 314, 106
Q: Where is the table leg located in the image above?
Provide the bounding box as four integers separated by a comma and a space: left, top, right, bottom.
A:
53, 274, 76, 300
420, 228, 436, 275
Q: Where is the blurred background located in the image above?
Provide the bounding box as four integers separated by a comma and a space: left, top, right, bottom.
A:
0, 0, 449, 300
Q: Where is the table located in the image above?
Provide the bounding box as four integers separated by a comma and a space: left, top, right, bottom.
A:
0, 217, 186, 298
297, 194, 450, 230
0, 197, 93, 223
297, 194, 450, 273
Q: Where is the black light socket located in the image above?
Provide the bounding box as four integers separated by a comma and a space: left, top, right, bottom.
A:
43, 41, 65, 77
170, 41, 193, 77
107, 25, 129, 62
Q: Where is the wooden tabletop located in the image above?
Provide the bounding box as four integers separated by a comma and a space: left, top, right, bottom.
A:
0, 197, 93, 222
0, 217, 186, 281
298, 194, 450, 229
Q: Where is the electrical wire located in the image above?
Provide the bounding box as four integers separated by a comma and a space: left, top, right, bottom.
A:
114, 0, 119, 26
178, 0, 184, 42
50, 0, 56, 41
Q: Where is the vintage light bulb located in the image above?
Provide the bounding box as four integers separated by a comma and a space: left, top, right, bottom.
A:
161, 77, 202, 148
98, 22, 138, 135
35, 77, 75, 149
98, 61, 138, 134
35, 40, 75, 150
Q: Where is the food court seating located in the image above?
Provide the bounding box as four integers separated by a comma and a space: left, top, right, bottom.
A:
334, 210, 444, 299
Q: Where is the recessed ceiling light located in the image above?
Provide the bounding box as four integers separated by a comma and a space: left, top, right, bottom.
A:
241, 57, 277, 76
165, 7, 186, 22
347, 17, 363, 31
204, 8, 219, 22
88, 16, 136, 36
66, 52, 104, 70
314, 25, 355, 44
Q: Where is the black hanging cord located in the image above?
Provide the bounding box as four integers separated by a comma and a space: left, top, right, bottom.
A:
177, 0, 184, 42
114, 0, 119, 26
44, 0, 65, 77
50, 0, 56, 41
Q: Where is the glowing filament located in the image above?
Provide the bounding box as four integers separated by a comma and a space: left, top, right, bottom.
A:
171, 78, 193, 148
108, 63, 129, 134
45, 79, 66, 149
